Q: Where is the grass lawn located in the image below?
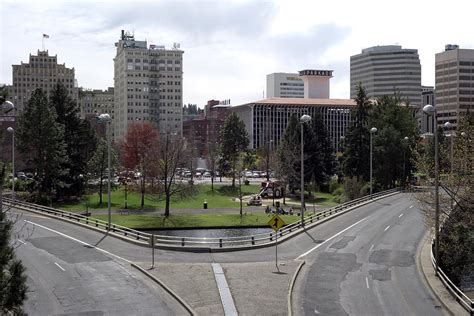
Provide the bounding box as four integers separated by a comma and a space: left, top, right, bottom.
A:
92, 212, 302, 229
57, 183, 262, 211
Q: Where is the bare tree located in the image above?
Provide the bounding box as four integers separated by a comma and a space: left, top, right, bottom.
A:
153, 133, 186, 217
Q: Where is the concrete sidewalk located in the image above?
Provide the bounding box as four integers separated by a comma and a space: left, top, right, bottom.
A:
419, 233, 469, 315
136, 260, 301, 315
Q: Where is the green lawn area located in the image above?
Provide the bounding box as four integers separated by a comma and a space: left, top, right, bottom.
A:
305, 191, 340, 207
92, 212, 301, 229
57, 184, 262, 211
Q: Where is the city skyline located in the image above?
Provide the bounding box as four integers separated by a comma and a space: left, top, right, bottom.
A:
1, 0, 473, 107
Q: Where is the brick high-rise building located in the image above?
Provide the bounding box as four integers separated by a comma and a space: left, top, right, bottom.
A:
113, 30, 183, 140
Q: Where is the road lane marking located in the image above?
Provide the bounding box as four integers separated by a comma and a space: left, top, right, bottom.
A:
24, 220, 132, 264
399, 213, 404, 218
212, 263, 238, 316
369, 244, 374, 251
409, 205, 413, 209
296, 217, 367, 260
54, 262, 65, 271
384, 225, 390, 231
366, 276, 370, 289
18, 239, 26, 244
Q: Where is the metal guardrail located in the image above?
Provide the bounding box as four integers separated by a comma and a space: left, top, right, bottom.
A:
430, 241, 474, 314
4, 188, 399, 249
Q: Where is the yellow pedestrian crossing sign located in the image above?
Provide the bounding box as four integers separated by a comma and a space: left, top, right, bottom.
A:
268, 215, 285, 231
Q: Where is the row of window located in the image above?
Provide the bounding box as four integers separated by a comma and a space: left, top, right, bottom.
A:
126, 51, 181, 57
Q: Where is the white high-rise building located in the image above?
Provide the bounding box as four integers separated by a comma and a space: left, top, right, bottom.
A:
266, 73, 304, 98
114, 30, 183, 140
350, 45, 421, 107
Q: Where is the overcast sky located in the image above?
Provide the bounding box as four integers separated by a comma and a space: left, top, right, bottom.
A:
1, 0, 472, 107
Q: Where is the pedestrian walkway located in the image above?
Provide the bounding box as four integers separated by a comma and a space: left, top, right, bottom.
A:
137, 261, 300, 315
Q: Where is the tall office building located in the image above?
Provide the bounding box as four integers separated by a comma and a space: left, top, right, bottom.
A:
8, 50, 77, 112
350, 45, 421, 106
435, 44, 474, 129
113, 30, 183, 140
79, 87, 114, 118
266, 73, 304, 98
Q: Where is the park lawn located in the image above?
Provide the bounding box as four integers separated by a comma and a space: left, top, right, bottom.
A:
57, 183, 262, 212
91, 212, 301, 229
305, 191, 340, 206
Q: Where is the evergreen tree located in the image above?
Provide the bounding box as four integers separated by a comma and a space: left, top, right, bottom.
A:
343, 84, 372, 181
277, 115, 301, 193
16, 89, 68, 203
50, 83, 97, 198
371, 94, 419, 189
218, 113, 249, 187
310, 112, 336, 190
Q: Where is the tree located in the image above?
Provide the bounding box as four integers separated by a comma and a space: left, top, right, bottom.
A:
153, 133, 186, 217
121, 122, 158, 209
371, 94, 419, 189
206, 141, 219, 191
277, 115, 301, 196
219, 113, 249, 187
50, 83, 97, 198
16, 89, 68, 203
343, 84, 372, 181
86, 138, 119, 207
414, 112, 473, 286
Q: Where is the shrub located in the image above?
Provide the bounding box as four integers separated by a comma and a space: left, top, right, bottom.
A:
329, 178, 341, 194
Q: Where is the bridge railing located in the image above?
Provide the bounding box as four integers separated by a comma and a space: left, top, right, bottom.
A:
430, 240, 474, 314
4, 188, 399, 249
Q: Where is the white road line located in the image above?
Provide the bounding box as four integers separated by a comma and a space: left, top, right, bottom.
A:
18, 239, 26, 244
399, 213, 404, 218
24, 220, 132, 264
369, 244, 374, 251
366, 276, 370, 289
409, 205, 413, 209
54, 262, 65, 271
296, 217, 367, 260
384, 225, 390, 232
212, 263, 238, 316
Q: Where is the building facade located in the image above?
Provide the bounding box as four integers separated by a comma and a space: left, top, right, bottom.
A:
421, 86, 435, 133
113, 30, 183, 140
266, 73, 304, 98
232, 98, 354, 153
350, 45, 421, 107
8, 50, 77, 112
435, 44, 474, 129
79, 87, 114, 118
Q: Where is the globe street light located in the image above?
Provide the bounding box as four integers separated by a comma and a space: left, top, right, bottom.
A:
423, 104, 440, 275
300, 114, 311, 227
7, 127, 14, 201
1, 100, 15, 113
98, 113, 112, 231
370, 127, 377, 198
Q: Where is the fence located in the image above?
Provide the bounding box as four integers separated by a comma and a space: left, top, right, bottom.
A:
4, 188, 399, 249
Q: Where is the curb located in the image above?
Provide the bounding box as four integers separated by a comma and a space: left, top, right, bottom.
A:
287, 260, 305, 316
418, 232, 468, 315
130, 263, 196, 316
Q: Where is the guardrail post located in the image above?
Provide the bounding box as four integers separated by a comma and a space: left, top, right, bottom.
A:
181, 238, 185, 246
85, 218, 88, 225
136, 232, 140, 240
95, 219, 98, 227
270, 233, 273, 241
251, 236, 255, 245
112, 224, 115, 232
219, 238, 223, 248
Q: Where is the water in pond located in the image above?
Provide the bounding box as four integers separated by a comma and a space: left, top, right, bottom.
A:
143, 227, 273, 238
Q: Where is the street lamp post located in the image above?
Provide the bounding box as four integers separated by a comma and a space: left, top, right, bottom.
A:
98, 113, 112, 231
266, 139, 273, 182
444, 122, 454, 175
300, 114, 311, 227
402, 136, 409, 187
423, 104, 440, 275
6, 127, 15, 201
370, 127, 377, 198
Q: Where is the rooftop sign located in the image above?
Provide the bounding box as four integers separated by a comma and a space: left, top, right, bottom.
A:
299, 69, 333, 77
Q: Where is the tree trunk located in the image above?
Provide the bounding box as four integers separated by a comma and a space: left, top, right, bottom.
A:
211, 176, 214, 191
164, 192, 171, 217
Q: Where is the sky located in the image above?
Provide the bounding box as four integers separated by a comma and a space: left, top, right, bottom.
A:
1, 0, 473, 107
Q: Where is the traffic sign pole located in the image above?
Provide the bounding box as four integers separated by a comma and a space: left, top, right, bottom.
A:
275, 230, 279, 272
151, 234, 155, 269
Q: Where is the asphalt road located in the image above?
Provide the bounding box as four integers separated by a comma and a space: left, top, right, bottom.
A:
292, 194, 444, 316
10, 193, 445, 315
12, 212, 187, 315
